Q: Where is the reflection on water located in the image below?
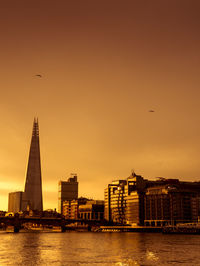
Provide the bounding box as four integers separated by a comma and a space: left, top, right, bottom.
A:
0, 232, 200, 265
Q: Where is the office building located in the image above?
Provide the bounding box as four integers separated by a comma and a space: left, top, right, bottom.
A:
8, 191, 23, 213
144, 179, 200, 226
79, 200, 104, 221
58, 174, 78, 214
104, 172, 145, 225
22, 118, 43, 211
63, 199, 79, 219
104, 172, 200, 226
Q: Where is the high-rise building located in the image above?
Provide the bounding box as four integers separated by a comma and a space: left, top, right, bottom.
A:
104, 172, 145, 225
8, 191, 23, 213
8, 118, 43, 213
22, 118, 43, 211
58, 174, 78, 214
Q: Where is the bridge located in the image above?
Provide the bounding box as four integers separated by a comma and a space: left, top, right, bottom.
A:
0, 215, 111, 232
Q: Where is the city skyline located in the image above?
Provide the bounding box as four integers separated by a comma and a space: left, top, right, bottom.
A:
1, 1, 200, 211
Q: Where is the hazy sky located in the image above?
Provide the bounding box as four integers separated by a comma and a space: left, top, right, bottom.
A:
1, 0, 200, 210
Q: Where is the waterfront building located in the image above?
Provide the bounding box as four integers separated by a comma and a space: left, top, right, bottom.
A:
144, 180, 200, 226
58, 174, 78, 214
78, 200, 104, 221
104, 172, 145, 225
62, 198, 104, 221
105, 172, 200, 226
8, 191, 23, 213
62, 197, 88, 219
8, 118, 43, 213
63, 199, 79, 219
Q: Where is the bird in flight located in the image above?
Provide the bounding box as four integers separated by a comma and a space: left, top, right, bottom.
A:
149, 110, 155, 112
35, 74, 42, 78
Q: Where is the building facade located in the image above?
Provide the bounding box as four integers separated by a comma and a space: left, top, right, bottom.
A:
104, 173, 145, 225
144, 180, 200, 226
78, 200, 104, 221
8, 191, 23, 213
105, 173, 200, 226
58, 174, 78, 214
63, 199, 79, 219
62, 198, 104, 221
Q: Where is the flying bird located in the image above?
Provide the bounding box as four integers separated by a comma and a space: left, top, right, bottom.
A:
149, 110, 155, 112
35, 74, 42, 78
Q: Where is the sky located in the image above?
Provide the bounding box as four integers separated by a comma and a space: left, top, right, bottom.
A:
0, 0, 200, 211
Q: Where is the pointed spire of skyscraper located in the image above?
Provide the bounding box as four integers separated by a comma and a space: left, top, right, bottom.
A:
22, 118, 43, 211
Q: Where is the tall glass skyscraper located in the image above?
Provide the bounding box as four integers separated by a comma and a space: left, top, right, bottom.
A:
22, 118, 43, 211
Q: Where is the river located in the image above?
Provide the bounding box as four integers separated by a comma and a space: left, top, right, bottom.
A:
0, 231, 200, 265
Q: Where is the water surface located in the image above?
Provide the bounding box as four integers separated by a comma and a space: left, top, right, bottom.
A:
0, 231, 200, 265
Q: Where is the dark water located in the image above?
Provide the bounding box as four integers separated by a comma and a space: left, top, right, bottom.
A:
0, 232, 200, 265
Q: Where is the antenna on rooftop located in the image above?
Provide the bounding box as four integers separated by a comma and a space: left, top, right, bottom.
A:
131, 169, 135, 177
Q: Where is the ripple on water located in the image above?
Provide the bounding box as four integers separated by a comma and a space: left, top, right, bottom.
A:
0, 232, 200, 265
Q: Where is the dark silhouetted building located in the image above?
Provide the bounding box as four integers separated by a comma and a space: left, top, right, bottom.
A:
22, 118, 43, 211
144, 179, 200, 226
8, 118, 43, 213
58, 174, 78, 214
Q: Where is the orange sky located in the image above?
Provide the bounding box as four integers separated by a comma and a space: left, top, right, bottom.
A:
0, 0, 200, 210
